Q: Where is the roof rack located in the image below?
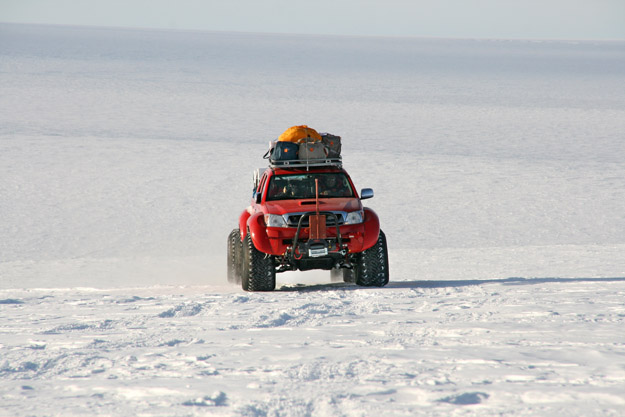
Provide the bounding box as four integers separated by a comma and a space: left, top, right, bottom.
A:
268, 157, 343, 169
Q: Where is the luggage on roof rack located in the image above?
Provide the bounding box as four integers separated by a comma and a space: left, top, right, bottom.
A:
268, 157, 343, 169
264, 128, 343, 168
299, 139, 327, 160
320, 133, 341, 158
278, 125, 322, 143
264, 145, 342, 168
271, 141, 299, 161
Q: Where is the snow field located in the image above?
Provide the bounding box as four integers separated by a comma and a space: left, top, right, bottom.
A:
2, 24, 625, 416
2, 278, 625, 416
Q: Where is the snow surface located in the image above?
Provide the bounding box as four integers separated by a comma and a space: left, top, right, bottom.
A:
1, 23, 625, 416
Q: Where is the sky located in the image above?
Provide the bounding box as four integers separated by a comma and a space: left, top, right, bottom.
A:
1, 0, 625, 40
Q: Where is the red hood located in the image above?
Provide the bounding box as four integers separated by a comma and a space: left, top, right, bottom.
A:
264, 198, 361, 215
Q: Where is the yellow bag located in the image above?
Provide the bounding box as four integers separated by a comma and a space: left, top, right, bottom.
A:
278, 125, 322, 143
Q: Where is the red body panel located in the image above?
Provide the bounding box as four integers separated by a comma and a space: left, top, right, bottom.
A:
361, 207, 380, 251
238, 209, 251, 241
247, 212, 273, 254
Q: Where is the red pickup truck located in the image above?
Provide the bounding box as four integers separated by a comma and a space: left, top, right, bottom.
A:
227, 155, 389, 291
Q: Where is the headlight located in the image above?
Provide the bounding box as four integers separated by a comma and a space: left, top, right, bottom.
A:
264, 214, 287, 227
344, 211, 364, 225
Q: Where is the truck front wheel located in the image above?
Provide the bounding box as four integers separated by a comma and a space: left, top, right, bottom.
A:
241, 233, 276, 291
354, 230, 389, 287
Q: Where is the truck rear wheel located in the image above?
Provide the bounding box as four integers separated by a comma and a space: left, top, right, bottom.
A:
227, 229, 242, 284
241, 233, 276, 291
331, 268, 355, 283
343, 268, 356, 283
354, 230, 389, 287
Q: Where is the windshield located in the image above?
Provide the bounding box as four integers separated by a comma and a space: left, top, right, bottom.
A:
266, 173, 354, 201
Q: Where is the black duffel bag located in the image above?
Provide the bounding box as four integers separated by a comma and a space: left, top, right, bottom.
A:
271, 141, 299, 161
321, 133, 341, 158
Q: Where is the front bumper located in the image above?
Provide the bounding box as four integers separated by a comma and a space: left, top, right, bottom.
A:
247, 208, 380, 257
266, 223, 366, 255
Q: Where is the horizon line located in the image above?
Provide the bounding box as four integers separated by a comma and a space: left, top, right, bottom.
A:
2, 21, 624, 43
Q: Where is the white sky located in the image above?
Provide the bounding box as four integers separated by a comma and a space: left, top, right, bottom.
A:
1, 0, 625, 40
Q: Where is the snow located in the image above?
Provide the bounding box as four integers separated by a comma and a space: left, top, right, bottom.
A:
1, 23, 625, 416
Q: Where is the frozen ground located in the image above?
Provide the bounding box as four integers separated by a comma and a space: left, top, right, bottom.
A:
1, 23, 625, 416
2, 279, 625, 416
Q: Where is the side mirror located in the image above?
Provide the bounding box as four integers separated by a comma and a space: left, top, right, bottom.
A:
360, 188, 374, 200
255, 192, 262, 204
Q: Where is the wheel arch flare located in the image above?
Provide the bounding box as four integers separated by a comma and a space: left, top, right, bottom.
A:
246, 212, 273, 254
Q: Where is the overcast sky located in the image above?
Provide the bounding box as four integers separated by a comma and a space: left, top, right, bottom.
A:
1, 0, 624, 40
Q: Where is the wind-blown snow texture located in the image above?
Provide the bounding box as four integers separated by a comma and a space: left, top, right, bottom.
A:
1, 23, 625, 416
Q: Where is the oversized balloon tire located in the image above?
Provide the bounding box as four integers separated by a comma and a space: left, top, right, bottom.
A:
354, 230, 389, 287
241, 233, 276, 291
227, 229, 242, 284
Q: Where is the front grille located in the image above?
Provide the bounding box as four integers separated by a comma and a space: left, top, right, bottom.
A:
286, 213, 345, 227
